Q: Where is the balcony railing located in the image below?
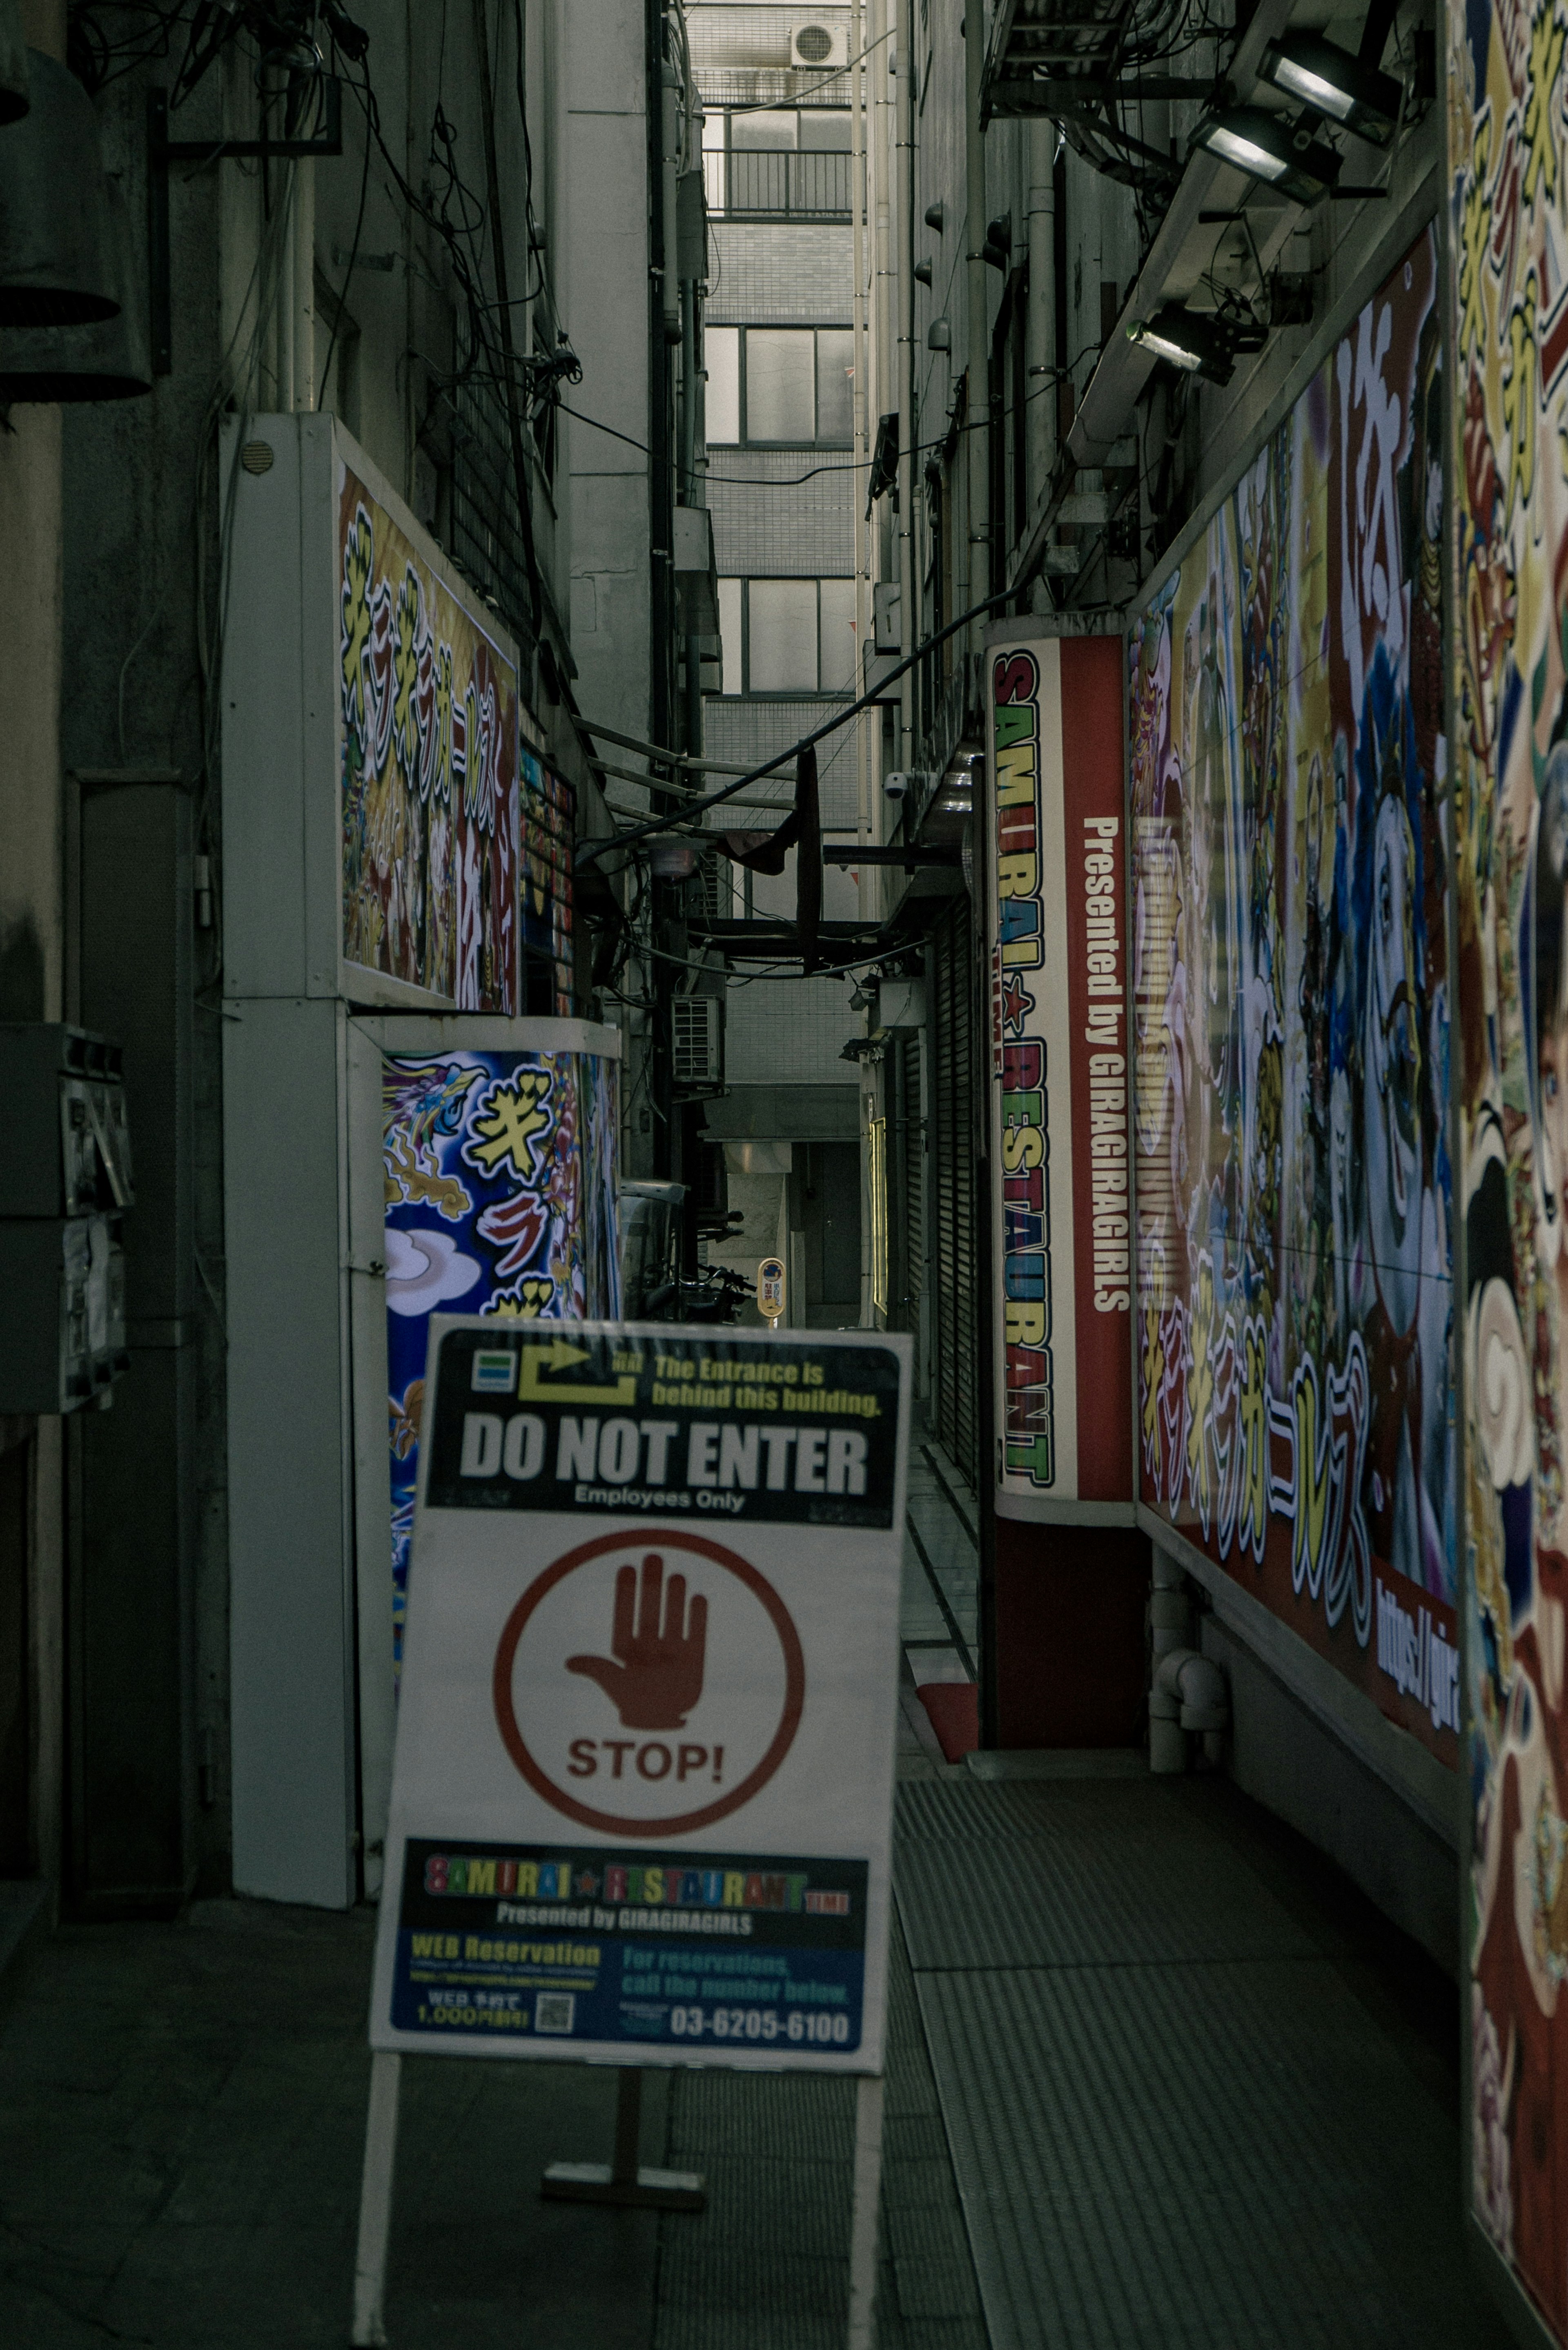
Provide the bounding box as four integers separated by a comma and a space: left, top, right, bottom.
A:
703, 148, 854, 219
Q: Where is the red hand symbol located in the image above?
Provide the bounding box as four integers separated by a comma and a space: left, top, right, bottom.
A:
567, 1553, 708, 1730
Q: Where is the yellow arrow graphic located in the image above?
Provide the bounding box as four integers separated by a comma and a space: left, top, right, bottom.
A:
518, 1340, 639, 1407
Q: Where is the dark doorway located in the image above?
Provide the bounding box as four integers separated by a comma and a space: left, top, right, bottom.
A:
801, 1140, 862, 1324
0, 1437, 31, 1876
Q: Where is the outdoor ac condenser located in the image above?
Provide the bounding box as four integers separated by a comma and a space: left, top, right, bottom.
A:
672, 992, 724, 1092
791, 22, 849, 68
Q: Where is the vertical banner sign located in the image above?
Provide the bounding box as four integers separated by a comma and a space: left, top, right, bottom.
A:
381, 1043, 622, 1674
986, 634, 1134, 1515
370, 1319, 910, 2071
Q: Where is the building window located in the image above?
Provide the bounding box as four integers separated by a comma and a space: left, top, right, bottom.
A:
703, 108, 853, 218
715, 578, 858, 695
706, 326, 853, 447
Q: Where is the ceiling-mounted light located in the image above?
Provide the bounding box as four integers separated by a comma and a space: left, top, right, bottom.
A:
0, 0, 27, 127
1194, 105, 1342, 205
0, 181, 151, 401
1261, 33, 1403, 146
0, 49, 121, 325
983, 211, 1012, 270
1127, 304, 1234, 386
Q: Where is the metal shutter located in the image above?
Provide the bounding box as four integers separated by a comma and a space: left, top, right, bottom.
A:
930, 901, 978, 1486
900, 1031, 924, 1328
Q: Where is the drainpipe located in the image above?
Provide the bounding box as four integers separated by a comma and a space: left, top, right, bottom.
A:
1148, 1554, 1229, 1771
895, 0, 914, 778
1024, 118, 1054, 530
680, 277, 701, 757
292, 156, 315, 410
661, 53, 683, 346
964, 0, 988, 664
851, 0, 870, 895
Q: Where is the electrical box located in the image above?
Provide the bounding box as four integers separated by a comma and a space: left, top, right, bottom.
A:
0, 1023, 132, 1414
0, 1024, 133, 1216
873, 581, 901, 654
673, 505, 720, 636
0, 1214, 127, 1413
878, 978, 927, 1029
672, 992, 725, 1092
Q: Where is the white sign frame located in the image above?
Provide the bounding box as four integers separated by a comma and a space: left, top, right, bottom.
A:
366, 1316, 911, 2077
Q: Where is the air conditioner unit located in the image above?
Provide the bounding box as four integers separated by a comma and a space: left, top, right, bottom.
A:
791, 23, 849, 69
672, 993, 725, 1092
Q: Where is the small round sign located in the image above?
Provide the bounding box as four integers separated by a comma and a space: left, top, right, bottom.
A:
492, 1528, 805, 1837
757, 1256, 786, 1323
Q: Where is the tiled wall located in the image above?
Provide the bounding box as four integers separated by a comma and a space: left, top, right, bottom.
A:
707, 223, 854, 325
708, 449, 855, 577
727, 972, 859, 1085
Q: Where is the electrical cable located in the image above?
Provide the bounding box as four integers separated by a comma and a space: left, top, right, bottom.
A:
553, 339, 1104, 487
317, 45, 373, 408
578, 579, 1022, 870
715, 22, 895, 114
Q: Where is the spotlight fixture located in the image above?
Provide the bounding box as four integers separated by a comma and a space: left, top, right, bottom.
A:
1262, 33, 1402, 145
1127, 305, 1234, 386
1194, 105, 1343, 205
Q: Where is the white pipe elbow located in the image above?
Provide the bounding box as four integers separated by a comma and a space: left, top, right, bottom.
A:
1149, 1647, 1229, 1756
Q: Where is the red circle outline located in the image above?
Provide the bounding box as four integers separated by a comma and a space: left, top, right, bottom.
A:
491, 1528, 806, 1836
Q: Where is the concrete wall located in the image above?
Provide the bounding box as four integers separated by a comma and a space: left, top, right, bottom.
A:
36, 0, 633, 1905
0, 0, 68, 1909
566, 0, 652, 746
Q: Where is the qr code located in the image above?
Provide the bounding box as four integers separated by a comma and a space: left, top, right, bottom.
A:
535, 1992, 575, 2036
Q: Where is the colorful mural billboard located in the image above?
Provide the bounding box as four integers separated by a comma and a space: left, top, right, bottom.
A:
338, 462, 519, 1010
1453, 0, 1568, 2324
985, 633, 1133, 1512
1129, 227, 1454, 1759
381, 1044, 620, 1667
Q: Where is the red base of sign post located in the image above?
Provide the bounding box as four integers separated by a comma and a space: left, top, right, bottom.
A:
541, 2068, 706, 2211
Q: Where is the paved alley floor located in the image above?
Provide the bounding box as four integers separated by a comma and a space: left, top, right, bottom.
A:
0, 1454, 1515, 2347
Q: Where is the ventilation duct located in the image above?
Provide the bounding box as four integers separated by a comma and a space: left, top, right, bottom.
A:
0, 49, 120, 327
0, 179, 149, 400
0, 1, 26, 128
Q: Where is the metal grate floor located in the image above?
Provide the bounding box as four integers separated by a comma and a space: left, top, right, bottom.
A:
652, 1904, 984, 2350
895, 1772, 1513, 2350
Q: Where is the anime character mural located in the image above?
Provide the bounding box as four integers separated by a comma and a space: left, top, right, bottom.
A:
1131, 229, 1454, 1755
338, 464, 519, 1011
1453, 0, 1568, 2322
381, 1047, 621, 1671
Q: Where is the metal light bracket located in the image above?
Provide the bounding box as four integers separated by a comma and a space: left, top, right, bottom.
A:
148, 80, 344, 375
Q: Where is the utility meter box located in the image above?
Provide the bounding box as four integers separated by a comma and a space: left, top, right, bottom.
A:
0, 1023, 134, 1412
0, 1214, 128, 1413
0, 1024, 134, 1216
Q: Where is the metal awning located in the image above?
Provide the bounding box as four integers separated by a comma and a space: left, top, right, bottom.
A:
978, 0, 1187, 188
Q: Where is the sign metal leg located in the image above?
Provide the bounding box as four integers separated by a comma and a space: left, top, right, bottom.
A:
351, 2051, 403, 2348
541, 2065, 706, 2210
846, 2073, 885, 2350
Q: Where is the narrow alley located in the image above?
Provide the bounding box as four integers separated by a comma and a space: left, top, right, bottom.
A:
0, 0, 1558, 2340
0, 1468, 1509, 2346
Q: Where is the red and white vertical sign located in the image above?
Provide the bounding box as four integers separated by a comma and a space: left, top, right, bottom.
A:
984, 633, 1133, 1517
